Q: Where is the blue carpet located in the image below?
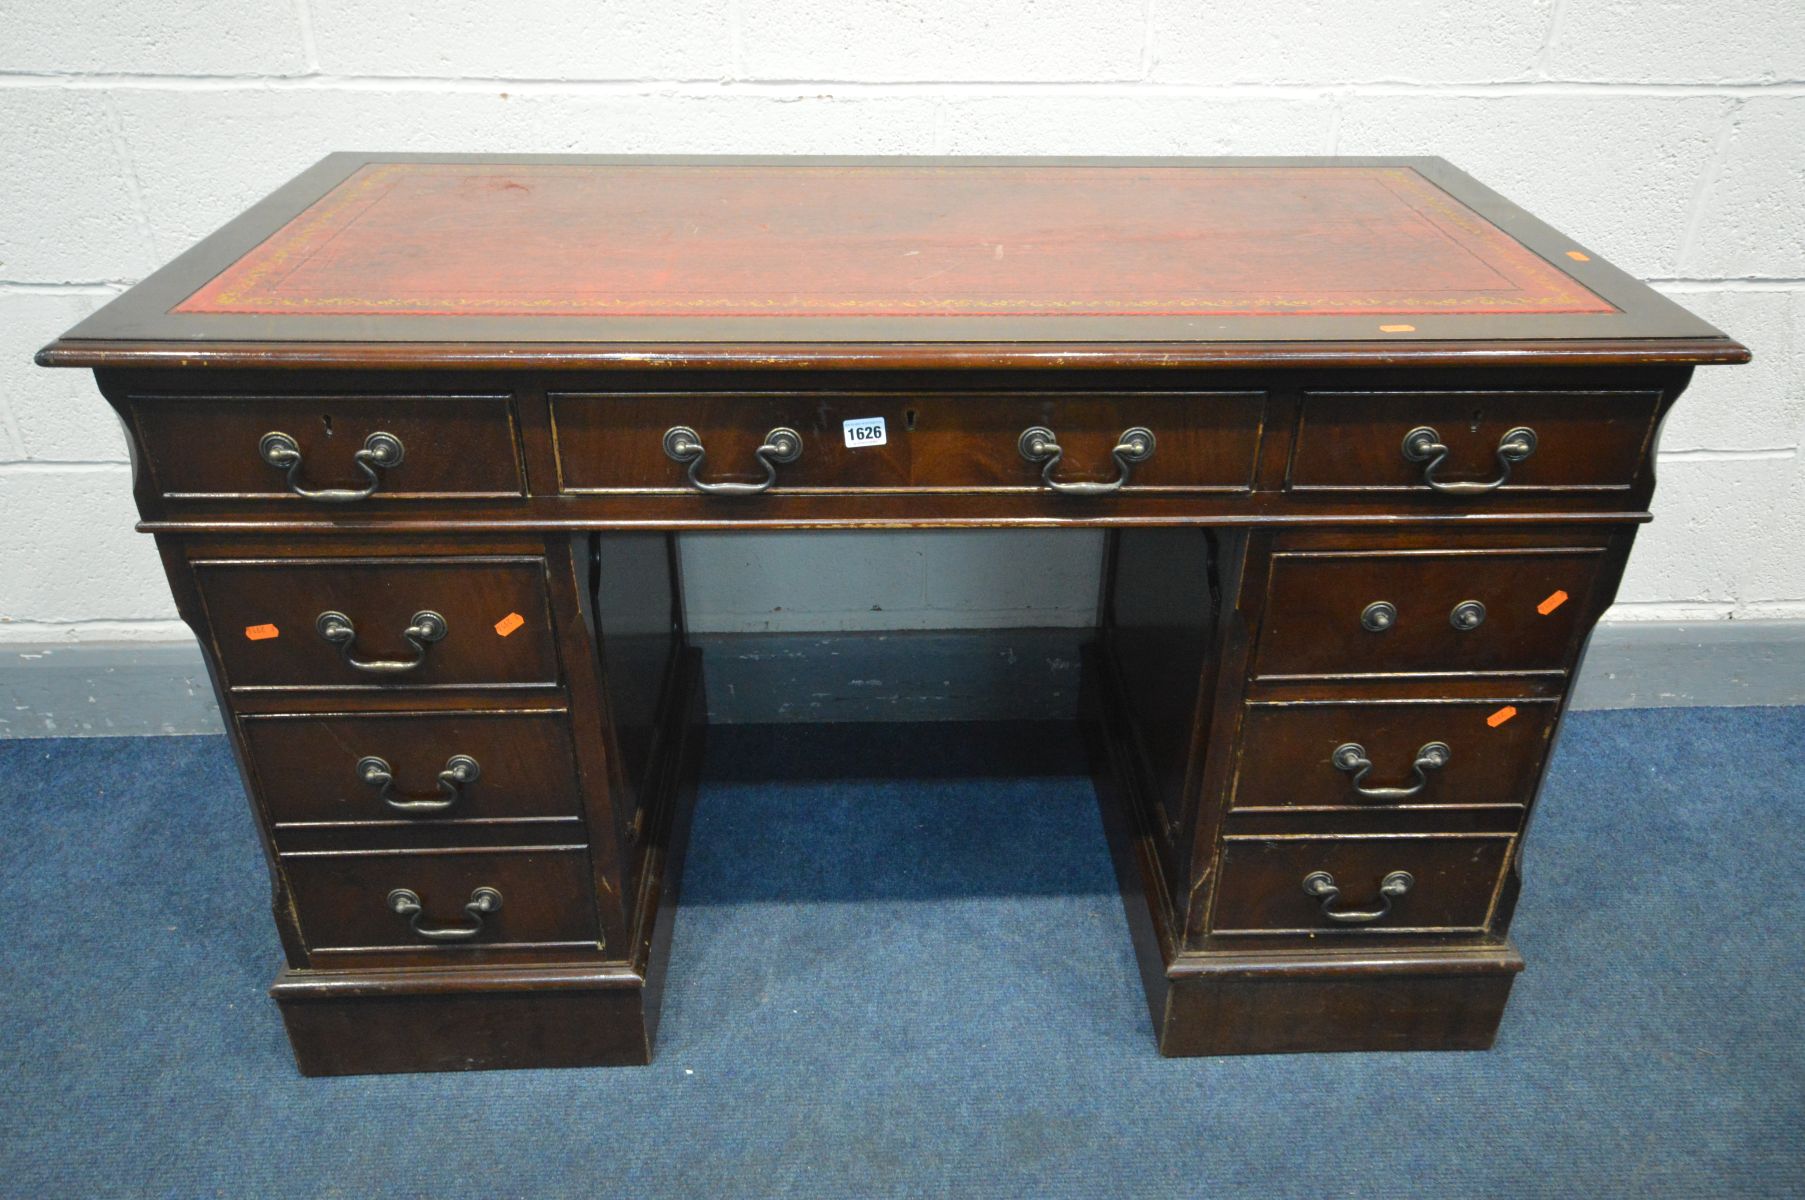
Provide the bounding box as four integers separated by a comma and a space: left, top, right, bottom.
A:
1, 708, 1801, 1198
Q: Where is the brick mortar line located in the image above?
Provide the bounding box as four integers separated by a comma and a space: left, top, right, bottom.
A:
1677, 100, 1745, 275
1606, 600, 1805, 614
292, 0, 321, 75
0, 460, 131, 473
100, 92, 159, 263
726, 0, 745, 82
1, 618, 189, 630
1657, 449, 1797, 462
1650, 278, 1805, 288
1324, 92, 1343, 154
0, 281, 133, 293
1, 74, 1803, 95
0, 393, 24, 461
1138, 0, 1156, 82
1532, 0, 1568, 80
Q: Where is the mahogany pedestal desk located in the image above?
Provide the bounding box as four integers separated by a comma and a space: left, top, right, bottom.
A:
39, 155, 1748, 1075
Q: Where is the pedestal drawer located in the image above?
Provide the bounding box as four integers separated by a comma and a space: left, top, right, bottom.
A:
550, 391, 1264, 495
193, 556, 559, 690
241, 709, 582, 829
1230, 697, 1559, 811
1253, 544, 1607, 679
1210, 834, 1513, 936
282, 846, 598, 953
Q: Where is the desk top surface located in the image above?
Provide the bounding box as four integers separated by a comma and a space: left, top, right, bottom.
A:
43, 154, 1746, 371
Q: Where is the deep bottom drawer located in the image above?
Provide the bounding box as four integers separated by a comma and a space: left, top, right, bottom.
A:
283, 846, 597, 953
1211, 834, 1513, 935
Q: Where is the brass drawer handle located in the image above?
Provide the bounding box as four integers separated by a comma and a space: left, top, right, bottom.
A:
1018, 426, 1155, 496
259, 430, 403, 502
1302, 870, 1414, 925
662, 425, 802, 496
1332, 741, 1450, 802
386, 886, 501, 942
1401, 425, 1536, 495
357, 754, 481, 814
315, 610, 446, 674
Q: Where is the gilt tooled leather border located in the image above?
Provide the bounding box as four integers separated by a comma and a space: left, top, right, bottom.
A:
175, 163, 1616, 320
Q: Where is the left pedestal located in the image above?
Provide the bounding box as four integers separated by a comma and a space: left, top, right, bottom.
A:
156, 530, 703, 1075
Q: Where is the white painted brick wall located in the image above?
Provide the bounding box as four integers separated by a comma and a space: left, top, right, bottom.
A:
306, 2, 733, 79
1, 0, 1801, 646
739, 0, 1146, 82
1150, 1, 1559, 84
1337, 93, 1732, 276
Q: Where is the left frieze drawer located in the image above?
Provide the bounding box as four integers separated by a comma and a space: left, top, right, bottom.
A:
127, 394, 527, 502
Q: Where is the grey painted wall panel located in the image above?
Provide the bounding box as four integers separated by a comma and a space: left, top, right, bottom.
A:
678, 530, 1105, 633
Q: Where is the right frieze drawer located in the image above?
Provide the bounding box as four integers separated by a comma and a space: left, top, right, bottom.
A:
1286, 390, 1661, 497
1251, 541, 1609, 680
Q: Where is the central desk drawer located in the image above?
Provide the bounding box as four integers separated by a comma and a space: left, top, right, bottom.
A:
282, 846, 599, 953
1211, 834, 1513, 936
549, 391, 1264, 495
1253, 544, 1607, 679
193, 556, 560, 690
242, 710, 583, 828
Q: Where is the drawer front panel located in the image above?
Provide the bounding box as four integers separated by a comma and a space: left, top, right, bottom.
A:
1232, 697, 1559, 811
1254, 546, 1606, 679
550, 392, 1264, 494
1287, 391, 1660, 494
130, 395, 525, 501
194, 557, 559, 690
283, 847, 597, 952
1211, 835, 1513, 935
242, 710, 582, 827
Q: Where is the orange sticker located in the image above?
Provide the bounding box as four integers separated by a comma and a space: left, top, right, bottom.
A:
243, 623, 280, 641
493, 612, 525, 638
1566, 250, 1591, 262
1379, 323, 1416, 333
1537, 590, 1570, 615
1487, 705, 1519, 728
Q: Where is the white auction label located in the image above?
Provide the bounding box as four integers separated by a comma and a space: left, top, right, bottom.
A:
842, 416, 887, 448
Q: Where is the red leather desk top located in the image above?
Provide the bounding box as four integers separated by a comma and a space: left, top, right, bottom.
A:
176, 163, 1613, 321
